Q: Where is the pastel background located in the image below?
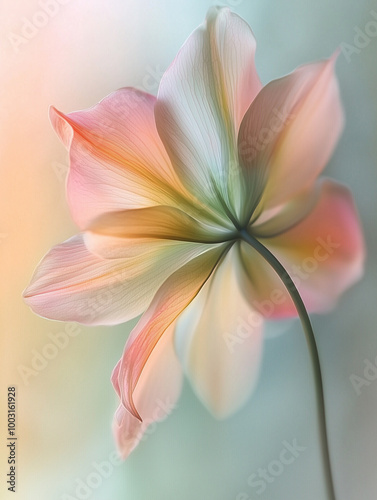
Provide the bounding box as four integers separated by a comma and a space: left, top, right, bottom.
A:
1, 0, 377, 499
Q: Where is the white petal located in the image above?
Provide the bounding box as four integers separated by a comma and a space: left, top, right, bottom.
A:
155, 7, 261, 219
175, 244, 263, 418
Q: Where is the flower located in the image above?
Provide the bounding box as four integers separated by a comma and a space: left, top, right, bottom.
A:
23, 7, 364, 459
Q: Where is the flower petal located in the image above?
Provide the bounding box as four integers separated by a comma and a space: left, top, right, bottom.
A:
87, 205, 232, 245
175, 244, 263, 418
117, 243, 228, 419
50, 89, 195, 229
251, 181, 322, 238
238, 54, 344, 222
155, 7, 261, 218
239, 180, 365, 317
112, 324, 182, 460
23, 234, 214, 325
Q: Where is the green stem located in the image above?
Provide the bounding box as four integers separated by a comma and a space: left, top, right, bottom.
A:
239, 229, 336, 500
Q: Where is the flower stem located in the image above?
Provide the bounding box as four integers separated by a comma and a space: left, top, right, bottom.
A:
239, 229, 336, 500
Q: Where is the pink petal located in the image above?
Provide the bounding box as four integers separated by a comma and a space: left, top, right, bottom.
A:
50, 89, 193, 229
112, 324, 182, 460
116, 243, 228, 419
155, 7, 261, 218
238, 54, 344, 221
238, 180, 365, 317
175, 244, 263, 418
23, 234, 215, 325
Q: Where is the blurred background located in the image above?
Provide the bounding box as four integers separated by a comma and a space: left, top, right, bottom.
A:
1, 0, 377, 499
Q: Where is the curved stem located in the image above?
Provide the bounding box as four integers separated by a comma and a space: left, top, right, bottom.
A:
239, 229, 336, 500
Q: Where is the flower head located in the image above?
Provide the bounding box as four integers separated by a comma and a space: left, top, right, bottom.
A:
24, 7, 364, 459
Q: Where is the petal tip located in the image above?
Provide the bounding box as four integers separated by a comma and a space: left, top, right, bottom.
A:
206, 5, 230, 19
49, 106, 73, 149
330, 47, 342, 64
112, 409, 140, 461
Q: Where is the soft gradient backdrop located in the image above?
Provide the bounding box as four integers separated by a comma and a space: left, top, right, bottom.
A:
1, 0, 377, 499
